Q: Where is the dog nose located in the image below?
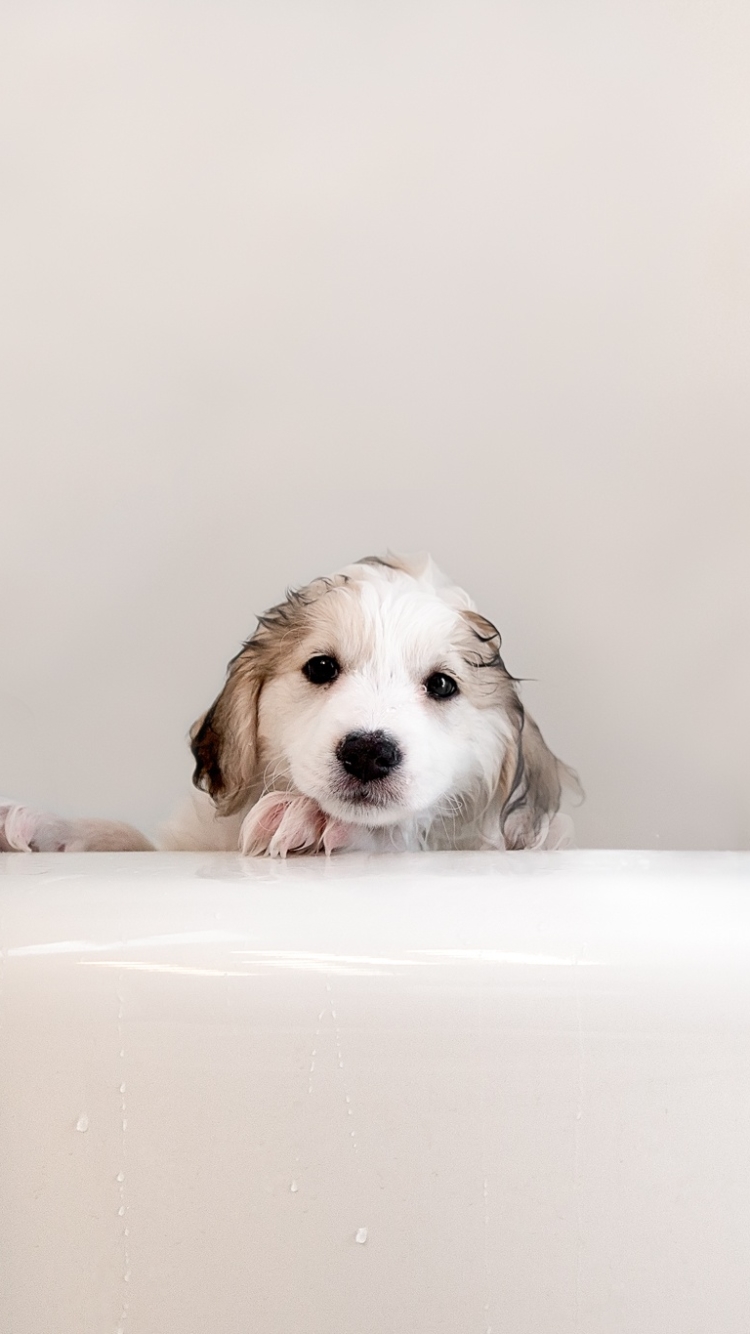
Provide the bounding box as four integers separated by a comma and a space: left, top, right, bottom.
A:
336, 731, 403, 783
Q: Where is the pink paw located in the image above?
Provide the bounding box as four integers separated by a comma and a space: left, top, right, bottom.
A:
0, 802, 70, 852
0, 802, 153, 853
239, 793, 354, 858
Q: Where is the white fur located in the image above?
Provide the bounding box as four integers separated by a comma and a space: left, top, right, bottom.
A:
259, 570, 510, 832
1, 554, 576, 858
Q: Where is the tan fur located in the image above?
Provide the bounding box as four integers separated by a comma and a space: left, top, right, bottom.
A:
190, 576, 350, 815
2, 553, 580, 857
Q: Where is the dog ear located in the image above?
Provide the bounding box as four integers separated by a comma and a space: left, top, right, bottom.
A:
190, 652, 263, 817
459, 609, 579, 849
189, 578, 329, 815
499, 707, 579, 849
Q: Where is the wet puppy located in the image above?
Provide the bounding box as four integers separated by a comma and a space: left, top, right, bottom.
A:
1, 553, 578, 856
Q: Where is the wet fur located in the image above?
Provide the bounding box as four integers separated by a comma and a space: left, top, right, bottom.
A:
187, 554, 579, 853
1, 553, 579, 857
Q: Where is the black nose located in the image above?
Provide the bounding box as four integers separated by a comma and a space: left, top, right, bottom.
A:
336, 730, 403, 783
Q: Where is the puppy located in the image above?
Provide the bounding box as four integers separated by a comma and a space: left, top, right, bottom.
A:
0, 553, 579, 857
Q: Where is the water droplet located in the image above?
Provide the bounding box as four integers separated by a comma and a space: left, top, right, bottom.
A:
290, 1180, 299, 1193
76, 1114, 89, 1133
355, 1227, 368, 1245
116, 1171, 125, 1183
119, 1083, 126, 1094
119, 1048, 125, 1059
121, 1119, 128, 1131
118, 1205, 126, 1216
124, 1271, 131, 1283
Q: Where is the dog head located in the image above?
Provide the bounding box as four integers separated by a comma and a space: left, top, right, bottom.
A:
190, 553, 577, 849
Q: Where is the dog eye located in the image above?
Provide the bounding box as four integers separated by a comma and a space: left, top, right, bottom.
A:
302, 655, 340, 685
424, 672, 459, 700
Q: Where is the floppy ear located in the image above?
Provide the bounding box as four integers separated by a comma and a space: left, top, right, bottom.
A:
189, 575, 334, 815
459, 609, 579, 849
499, 707, 575, 850
190, 651, 263, 817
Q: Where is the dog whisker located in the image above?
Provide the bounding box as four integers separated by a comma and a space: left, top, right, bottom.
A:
3, 552, 577, 859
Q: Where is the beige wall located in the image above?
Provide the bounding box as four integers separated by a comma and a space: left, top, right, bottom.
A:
1, 1, 747, 849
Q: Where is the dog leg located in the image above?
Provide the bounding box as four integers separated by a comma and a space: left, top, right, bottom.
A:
0, 801, 154, 852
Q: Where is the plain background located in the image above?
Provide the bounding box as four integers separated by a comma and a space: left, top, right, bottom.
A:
0, 1, 747, 849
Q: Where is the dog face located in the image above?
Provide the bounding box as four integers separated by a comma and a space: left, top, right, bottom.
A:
190, 554, 575, 849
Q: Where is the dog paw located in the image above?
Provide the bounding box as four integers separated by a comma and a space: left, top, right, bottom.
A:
239, 793, 354, 858
0, 802, 71, 852
0, 802, 154, 853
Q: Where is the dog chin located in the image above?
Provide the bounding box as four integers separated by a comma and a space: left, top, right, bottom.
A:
314, 791, 411, 828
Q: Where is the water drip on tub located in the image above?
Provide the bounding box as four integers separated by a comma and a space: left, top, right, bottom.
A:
327, 979, 358, 1153
307, 1007, 325, 1095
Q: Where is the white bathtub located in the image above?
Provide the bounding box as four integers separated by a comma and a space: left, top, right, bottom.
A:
1, 849, 749, 1333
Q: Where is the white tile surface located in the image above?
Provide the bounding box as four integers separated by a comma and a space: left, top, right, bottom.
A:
1, 849, 749, 1332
